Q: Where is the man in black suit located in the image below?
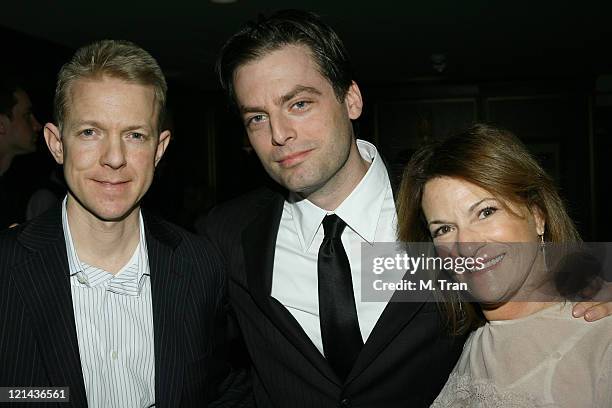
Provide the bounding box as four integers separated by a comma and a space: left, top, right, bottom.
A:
0, 40, 249, 407
207, 10, 462, 407
208, 10, 612, 408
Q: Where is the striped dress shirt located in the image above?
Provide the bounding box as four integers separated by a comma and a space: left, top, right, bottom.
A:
62, 199, 156, 408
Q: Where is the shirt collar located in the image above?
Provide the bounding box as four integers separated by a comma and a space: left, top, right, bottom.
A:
61, 196, 150, 295
289, 139, 391, 251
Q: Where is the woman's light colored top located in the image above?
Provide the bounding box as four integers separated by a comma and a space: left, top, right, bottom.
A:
432, 302, 611, 407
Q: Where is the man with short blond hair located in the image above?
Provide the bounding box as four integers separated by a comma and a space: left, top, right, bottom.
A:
0, 40, 250, 407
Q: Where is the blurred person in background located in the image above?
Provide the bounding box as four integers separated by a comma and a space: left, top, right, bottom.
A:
0, 78, 42, 228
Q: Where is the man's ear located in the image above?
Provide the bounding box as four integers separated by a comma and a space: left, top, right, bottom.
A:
344, 81, 363, 120
155, 130, 171, 166
43, 123, 64, 164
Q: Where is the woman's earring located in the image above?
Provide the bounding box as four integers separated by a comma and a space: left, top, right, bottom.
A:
539, 232, 547, 267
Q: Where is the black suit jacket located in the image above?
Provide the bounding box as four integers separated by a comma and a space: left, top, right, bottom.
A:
205, 187, 466, 408
0, 206, 250, 407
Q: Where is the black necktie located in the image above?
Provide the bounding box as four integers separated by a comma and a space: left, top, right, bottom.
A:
318, 214, 364, 380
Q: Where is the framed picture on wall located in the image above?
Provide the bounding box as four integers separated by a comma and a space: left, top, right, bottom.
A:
375, 98, 478, 184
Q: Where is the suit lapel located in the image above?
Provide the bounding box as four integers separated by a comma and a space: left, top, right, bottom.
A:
241, 187, 424, 386
346, 290, 429, 384
11, 208, 193, 406
12, 207, 87, 407
145, 213, 189, 408
344, 157, 427, 383
241, 191, 340, 385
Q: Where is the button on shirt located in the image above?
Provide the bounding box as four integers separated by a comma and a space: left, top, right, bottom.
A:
271, 140, 396, 354
62, 199, 155, 408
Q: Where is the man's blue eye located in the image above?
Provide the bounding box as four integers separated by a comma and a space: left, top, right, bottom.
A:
248, 115, 266, 125
293, 101, 309, 109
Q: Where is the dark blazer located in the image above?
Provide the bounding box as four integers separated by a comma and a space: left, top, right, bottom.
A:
0, 205, 251, 408
205, 187, 466, 408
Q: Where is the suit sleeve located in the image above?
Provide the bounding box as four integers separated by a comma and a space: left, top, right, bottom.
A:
203, 214, 255, 407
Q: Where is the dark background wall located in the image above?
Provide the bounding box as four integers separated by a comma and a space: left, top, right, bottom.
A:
2, 1, 611, 240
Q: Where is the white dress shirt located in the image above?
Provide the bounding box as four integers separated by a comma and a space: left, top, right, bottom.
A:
271, 139, 396, 354
62, 198, 156, 408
